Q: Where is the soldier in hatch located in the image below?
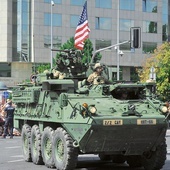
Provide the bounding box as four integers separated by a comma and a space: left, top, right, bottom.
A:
87, 63, 109, 85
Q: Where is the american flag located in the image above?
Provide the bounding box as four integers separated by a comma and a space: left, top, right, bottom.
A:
74, 1, 90, 50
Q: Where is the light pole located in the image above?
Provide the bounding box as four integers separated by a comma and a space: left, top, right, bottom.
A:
117, 0, 120, 80
50, 0, 54, 69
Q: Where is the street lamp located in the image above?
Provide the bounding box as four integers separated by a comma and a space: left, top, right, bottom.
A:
117, 0, 120, 80
50, 0, 54, 69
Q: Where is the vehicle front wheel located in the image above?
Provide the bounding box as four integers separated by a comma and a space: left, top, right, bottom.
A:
21, 124, 32, 162
141, 140, 167, 170
52, 127, 78, 170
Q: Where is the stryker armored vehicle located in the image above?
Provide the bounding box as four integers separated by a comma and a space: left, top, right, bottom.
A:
12, 49, 169, 170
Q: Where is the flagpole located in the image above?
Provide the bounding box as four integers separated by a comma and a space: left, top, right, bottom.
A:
50, 0, 54, 69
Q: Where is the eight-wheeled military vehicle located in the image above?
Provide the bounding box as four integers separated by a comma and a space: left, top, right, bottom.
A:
12, 49, 169, 170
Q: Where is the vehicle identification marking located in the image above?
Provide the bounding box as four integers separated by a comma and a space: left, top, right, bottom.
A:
137, 119, 156, 125
103, 120, 123, 126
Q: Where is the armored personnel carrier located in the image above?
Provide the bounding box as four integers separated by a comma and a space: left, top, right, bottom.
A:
12, 49, 169, 170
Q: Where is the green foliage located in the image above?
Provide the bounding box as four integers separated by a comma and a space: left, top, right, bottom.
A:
34, 37, 102, 77
130, 67, 140, 82
82, 39, 93, 63
54, 37, 101, 64
138, 42, 170, 101
36, 63, 50, 73
60, 37, 75, 50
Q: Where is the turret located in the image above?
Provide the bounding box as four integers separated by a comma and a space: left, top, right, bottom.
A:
34, 49, 89, 85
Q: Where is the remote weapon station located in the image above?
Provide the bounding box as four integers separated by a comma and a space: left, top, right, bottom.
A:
12, 28, 169, 170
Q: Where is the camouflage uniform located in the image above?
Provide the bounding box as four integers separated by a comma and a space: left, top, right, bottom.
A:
87, 72, 105, 85
53, 70, 65, 79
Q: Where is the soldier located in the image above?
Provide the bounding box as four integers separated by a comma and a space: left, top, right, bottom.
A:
87, 63, 107, 85
120, 91, 128, 100
53, 69, 66, 79
2, 100, 15, 139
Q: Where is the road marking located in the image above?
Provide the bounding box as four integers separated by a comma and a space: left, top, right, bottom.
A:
11, 155, 23, 158
8, 159, 24, 163
167, 149, 170, 153
5, 146, 21, 149
7, 155, 24, 163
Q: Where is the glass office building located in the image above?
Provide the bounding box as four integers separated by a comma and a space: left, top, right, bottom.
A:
0, 0, 169, 85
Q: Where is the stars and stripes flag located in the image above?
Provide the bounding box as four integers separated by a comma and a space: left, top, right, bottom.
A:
74, 1, 90, 50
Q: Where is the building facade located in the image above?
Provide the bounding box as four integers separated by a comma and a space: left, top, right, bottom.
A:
0, 0, 169, 86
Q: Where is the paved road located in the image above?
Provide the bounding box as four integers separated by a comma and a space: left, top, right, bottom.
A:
0, 130, 170, 170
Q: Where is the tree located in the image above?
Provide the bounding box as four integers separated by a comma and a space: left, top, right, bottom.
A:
138, 42, 170, 100
36, 63, 50, 73
36, 37, 102, 74
54, 37, 101, 65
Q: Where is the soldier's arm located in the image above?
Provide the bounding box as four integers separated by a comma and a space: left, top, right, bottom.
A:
87, 74, 94, 84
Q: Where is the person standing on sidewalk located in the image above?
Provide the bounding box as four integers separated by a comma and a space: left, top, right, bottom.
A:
3, 100, 15, 139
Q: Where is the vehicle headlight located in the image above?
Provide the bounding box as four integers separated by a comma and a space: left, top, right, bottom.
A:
161, 106, 168, 113
81, 103, 97, 117
88, 105, 97, 114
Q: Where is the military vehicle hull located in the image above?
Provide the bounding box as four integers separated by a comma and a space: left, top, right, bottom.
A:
13, 79, 169, 170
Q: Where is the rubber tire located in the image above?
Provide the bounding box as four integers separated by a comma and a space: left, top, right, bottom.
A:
52, 127, 78, 170
31, 125, 44, 165
126, 155, 142, 168
41, 126, 55, 168
21, 124, 32, 162
141, 140, 167, 170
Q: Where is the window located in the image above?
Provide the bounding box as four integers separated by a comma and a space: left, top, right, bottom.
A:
162, 24, 168, 41
70, 15, 79, 27
0, 63, 11, 77
142, 42, 157, 54
70, 0, 86, 6
13, 0, 18, 62
22, 1, 29, 12
16, 0, 30, 62
120, 19, 134, 31
95, 17, 111, 30
143, 21, 157, 33
95, 39, 111, 50
44, 35, 62, 49
119, 40, 131, 51
44, 13, 62, 26
142, 0, 157, 13
44, 0, 61, 4
162, 0, 168, 15
162, 0, 168, 41
120, 0, 135, 11
95, 0, 112, 9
